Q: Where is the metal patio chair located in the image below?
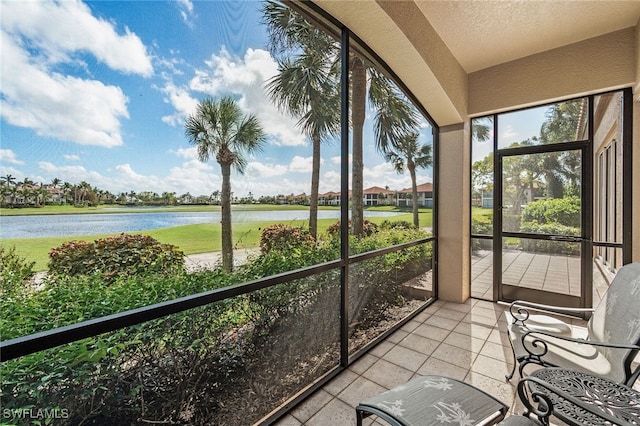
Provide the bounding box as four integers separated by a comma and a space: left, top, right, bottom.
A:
505, 262, 640, 386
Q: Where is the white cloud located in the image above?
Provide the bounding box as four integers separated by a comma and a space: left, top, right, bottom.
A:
319, 171, 341, 193
160, 82, 199, 126
331, 154, 352, 165
64, 154, 81, 161
246, 161, 288, 178
0, 0, 154, 148
501, 124, 519, 143
169, 146, 198, 160
177, 0, 196, 27
288, 156, 316, 173
1, 31, 129, 147
189, 47, 306, 147
0, 149, 24, 165
1, 0, 152, 76
38, 161, 103, 184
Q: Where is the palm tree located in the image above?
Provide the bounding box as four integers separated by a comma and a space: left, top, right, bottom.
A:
185, 96, 266, 272
262, 2, 419, 236
385, 132, 433, 227
263, 1, 340, 239
2, 174, 16, 187
2, 174, 17, 207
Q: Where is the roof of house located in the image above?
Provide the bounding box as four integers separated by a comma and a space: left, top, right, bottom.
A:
399, 183, 433, 193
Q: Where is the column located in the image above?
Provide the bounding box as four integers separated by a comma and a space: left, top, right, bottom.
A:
437, 122, 471, 302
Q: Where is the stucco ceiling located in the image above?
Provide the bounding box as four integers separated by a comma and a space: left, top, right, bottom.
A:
416, 1, 640, 73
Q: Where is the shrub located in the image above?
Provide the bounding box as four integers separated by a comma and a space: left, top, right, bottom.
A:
0, 246, 35, 297
521, 196, 580, 227
48, 233, 184, 282
259, 224, 315, 254
379, 220, 415, 230
519, 222, 580, 255
325, 219, 378, 239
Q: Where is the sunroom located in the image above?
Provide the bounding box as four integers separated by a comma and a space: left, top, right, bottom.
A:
1, 1, 639, 425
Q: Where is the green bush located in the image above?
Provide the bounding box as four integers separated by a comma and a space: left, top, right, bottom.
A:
326, 219, 378, 239
379, 220, 416, 230
48, 233, 184, 282
519, 222, 580, 255
521, 196, 580, 227
0, 246, 35, 297
2, 224, 434, 425
259, 224, 316, 254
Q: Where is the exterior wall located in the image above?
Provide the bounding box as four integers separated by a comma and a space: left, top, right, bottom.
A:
438, 123, 471, 302
592, 93, 624, 272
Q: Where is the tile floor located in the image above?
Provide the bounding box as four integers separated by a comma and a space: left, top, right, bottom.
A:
273, 298, 592, 426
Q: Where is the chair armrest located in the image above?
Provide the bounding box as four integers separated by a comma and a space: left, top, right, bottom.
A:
517, 376, 629, 425
522, 329, 640, 351
508, 300, 594, 325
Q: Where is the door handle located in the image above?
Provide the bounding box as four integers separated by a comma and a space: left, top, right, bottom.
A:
548, 235, 583, 242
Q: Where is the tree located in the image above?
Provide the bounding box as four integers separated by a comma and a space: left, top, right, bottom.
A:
538, 100, 583, 198
2, 174, 17, 207
185, 96, 266, 272
263, 1, 340, 239
262, 2, 418, 237
385, 131, 432, 227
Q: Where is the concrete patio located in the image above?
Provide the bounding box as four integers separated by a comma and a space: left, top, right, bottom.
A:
273, 298, 591, 425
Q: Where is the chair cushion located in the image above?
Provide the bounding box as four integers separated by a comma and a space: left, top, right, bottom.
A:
504, 311, 572, 335
357, 375, 507, 426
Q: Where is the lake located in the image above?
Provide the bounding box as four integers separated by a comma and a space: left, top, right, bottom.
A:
0, 210, 401, 239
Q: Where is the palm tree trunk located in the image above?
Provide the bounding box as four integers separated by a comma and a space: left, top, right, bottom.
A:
220, 162, 234, 272
351, 56, 366, 237
309, 135, 321, 239
409, 161, 419, 227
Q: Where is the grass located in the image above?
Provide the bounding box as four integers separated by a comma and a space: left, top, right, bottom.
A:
1, 205, 433, 271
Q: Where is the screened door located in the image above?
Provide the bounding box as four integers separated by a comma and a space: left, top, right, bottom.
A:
496, 143, 592, 308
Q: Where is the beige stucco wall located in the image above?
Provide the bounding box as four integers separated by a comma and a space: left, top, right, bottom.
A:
437, 124, 471, 302
468, 27, 637, 116
312, 0, 467, 126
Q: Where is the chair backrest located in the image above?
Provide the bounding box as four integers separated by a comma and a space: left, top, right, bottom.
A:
588, 262, 640, 383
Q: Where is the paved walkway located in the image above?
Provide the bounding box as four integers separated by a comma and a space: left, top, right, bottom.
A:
184, 248, 260, 272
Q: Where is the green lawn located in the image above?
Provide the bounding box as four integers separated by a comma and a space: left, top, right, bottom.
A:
1, 205, 433, 271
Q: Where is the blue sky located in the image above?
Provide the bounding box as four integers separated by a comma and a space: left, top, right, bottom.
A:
1, 0, 539, 199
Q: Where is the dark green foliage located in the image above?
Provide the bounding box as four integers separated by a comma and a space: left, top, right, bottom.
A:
348, 227, 433, 327
2, 223, 433, 425
48, 233, 185, 282
326, 219, 378, 239
0, 246, 35, 297
520, 196, 581, 254
259, 223, 316, 254
379, 219, 416, 230
521, 196, 581, 228
520, 222, 580, 254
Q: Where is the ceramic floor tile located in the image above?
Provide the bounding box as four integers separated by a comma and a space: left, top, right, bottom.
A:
336, 375, 387, 408
416, 357, 469, 381
361, 358, 414, 390
305, 397, 356, 426
443, 331, 485, 353
411, 322, 451, 341
381, 343, 429, 372
431, 342, 477, 369
397, 332, 440, 355
289, 389, 334, 424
